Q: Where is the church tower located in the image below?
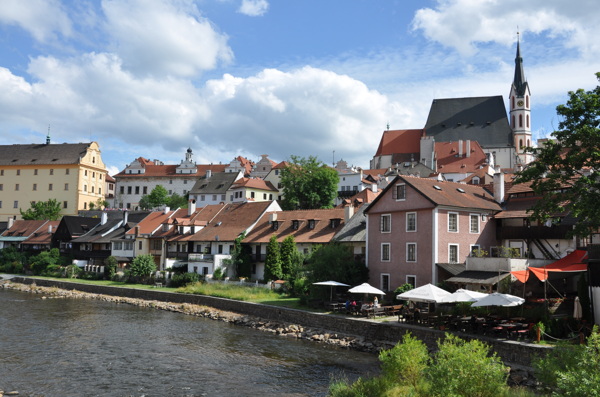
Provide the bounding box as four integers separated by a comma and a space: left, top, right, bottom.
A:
509, 33, 533, 165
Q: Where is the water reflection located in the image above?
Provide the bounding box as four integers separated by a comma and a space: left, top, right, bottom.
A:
0, 289, 378, 396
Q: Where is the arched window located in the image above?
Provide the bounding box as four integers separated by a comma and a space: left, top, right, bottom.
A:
519, 139, 523, 149
526, 95, 529, 108
526, 115, 530, 128
519, 114, 523, 127
511, 115, 515, 128
512, 97, 515, 109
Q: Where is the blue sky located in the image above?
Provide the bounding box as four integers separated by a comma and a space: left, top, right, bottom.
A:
0, 0, 598, 175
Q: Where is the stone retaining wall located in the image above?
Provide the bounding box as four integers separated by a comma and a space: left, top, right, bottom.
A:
11, 277, 550, 369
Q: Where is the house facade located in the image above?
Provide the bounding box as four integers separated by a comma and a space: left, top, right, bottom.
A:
365, 175, 502, 292
0, 139, 108, 220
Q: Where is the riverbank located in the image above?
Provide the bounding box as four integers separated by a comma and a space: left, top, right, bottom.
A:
0, 277, 543, 389
0, 279, 384, 353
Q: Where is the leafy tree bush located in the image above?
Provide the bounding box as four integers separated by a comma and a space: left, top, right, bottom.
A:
280, 155, 339, 210
280, 235, 302, 281
128, 254, 157, 282
64, 264, 82, 278
263, 234, 283, 281
139, 185, 169, 210
29, 248, 62, 275
428, 334, 509, 397
20, 199, 62, 220
212, 267, 225, 280
534, 326, 600, 396
306, 242, 368, 289
380, 333, 429, 391
170, 272, 201, 288
0, 246, 27, 270
105, 256, 118, 280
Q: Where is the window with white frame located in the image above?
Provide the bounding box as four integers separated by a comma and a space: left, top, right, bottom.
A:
113, 241, 123, 250
393, 183, 406, 200
406, 243, 417, 262
381, 274, 390, 292
124, 241, 134, 251
449, 244, 459, 263
448, 212, 458, 232
380, 214, 391, 233
470, 244, 481, 256
470, 214, 480, 233
406, 212, 416, 232
381, 243, 390, 261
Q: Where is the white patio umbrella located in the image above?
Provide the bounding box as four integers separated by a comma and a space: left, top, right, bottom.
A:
348, 283, 386, 295
313, 281, 350, 301
471, 292, 525, 307
438, 289, 488, 303
396, 283, 451, 303
573, 296, 583, 320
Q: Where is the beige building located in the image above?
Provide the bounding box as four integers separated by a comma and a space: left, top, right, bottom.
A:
0, 139, 107, 221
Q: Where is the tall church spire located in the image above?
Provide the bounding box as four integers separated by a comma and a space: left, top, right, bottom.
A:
512, 33, 528, 96
509, 31, 533, 166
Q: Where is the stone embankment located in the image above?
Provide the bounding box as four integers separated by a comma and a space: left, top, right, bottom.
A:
0, 279, 540, 389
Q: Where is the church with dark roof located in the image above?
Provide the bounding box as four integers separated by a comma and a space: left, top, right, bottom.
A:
372, 38, 532, 174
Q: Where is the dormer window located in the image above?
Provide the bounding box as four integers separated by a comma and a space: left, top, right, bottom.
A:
272, 221, 279, 231
330, 219, 340, 228
292, 220, 299, 230
308, 219, 315, 229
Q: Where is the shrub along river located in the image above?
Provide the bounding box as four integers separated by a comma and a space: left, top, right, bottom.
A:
0, 288, 379, 396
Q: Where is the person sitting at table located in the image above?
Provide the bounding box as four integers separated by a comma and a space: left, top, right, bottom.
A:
412, 307, 421, 323
345, 299, 351, 311
373, 296, 379, 308
361, 302, 372, 313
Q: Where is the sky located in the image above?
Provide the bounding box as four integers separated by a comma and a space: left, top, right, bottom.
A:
0, 0, 599, 176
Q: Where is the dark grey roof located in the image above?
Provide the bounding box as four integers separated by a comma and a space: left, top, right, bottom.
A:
190, 172, 240, 195
423, 96, 513, 148
72, 212, 150, 243
446, 270, 511, 286
0, 143, 93, 166
58, 216, 101, 237
512, 41, 529, 97
333, 205, 367, 243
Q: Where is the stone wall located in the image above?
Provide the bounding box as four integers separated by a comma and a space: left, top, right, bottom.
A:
12, 277, 550, 368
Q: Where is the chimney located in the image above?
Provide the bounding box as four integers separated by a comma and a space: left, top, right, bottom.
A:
458, 140, 463, 157
163, 206, 170, 214
48, 224, 53, 234
466, 140, 471, 157
269, 213, 277, 223
101, 212, 108, 225
123, 211, 129, 225
188, 198, 196, 216
8, 217, 14, 229
493, 168, 505, 204
206, 169, 212, 179
371, 183, 377, 193
344, 205, 355, 223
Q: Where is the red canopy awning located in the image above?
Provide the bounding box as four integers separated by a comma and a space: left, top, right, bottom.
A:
510, 250, 588, 282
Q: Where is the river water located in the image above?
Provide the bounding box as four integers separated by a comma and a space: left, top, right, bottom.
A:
0, 288, 379, 397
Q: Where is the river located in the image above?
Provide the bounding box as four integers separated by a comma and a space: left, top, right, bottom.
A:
0, 288, 379, 397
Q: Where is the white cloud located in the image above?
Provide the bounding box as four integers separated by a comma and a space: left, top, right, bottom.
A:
102, 0, 233, 77
0, 0, 72, 42
412, 0, 600, 57
238, 0, 269, 17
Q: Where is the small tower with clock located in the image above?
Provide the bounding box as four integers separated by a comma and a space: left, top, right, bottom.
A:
509, 32, 533, 165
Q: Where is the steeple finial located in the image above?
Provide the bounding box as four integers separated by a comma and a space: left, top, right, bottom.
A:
512, 31, 527, 96
46, 125, 51, 145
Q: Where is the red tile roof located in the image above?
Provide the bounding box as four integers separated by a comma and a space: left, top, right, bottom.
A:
435, 140, 487, 173
374, 129, 425, 156
2, 220, 49, 238
20, 221, 60, 245
245, 208, 345, 244
231, 178, 278, 191
114, 163, 227, 178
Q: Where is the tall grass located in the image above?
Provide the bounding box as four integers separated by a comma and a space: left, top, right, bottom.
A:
177, 282, 303, 308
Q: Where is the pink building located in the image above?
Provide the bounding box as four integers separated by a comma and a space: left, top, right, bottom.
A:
365, 175, 502, 292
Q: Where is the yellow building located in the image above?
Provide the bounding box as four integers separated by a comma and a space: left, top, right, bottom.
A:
0, 139, 107, 221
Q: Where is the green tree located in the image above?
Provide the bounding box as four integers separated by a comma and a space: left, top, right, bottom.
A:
428, 334, 509, 397
139, 185, 170, 210
129, 254, 157, 280
105, 256, 118, 279
167, 192, 188, 209
516, 72, 600, 237
29, 248, 62, 275
20, 199, 62, 220
263, 234, 283, 281
379, 333, 429, 391
280, 235, 302, 281
222, 232, 252, 278
534, 325, 600, 397
306, 242, 368, 287
280, 155, 339, 210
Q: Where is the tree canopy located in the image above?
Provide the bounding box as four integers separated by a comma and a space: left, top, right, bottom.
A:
20, 199, 62, 220
516, 72, 600, 237
263, 234, 283, 281
280, 155, 339, 210
306, 242, 368, 287
139, 185, 170, 210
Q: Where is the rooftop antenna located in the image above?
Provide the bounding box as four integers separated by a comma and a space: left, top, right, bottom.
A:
46, 125, 51, 145
332, 150, 335, 167
386, 122, 390, 131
